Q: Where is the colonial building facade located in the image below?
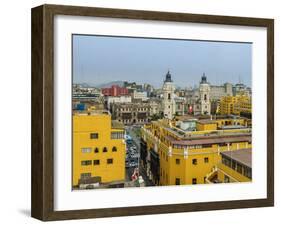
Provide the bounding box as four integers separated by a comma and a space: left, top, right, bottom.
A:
111, 102, 151, 125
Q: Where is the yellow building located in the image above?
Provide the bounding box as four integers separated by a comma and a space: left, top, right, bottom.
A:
205, 148, 252, 183
196, 120, 217, 131
233, 96, 252, 116
73, 111, 126, 188
140, 117, 252, 186
219, 95, 252, 116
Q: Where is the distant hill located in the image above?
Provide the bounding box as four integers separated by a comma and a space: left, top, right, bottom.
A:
96, 81, 125, 88
74, 81, 125, 88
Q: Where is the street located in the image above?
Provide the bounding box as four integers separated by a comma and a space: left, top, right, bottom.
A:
125, 125, 155, 187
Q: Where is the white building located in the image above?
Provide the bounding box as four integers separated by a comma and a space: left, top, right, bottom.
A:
105, 95, 132, 109
133, 90, 148, 101
210, 83, 233, 100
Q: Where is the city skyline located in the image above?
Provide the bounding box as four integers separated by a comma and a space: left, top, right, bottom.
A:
73, 35, 252, 88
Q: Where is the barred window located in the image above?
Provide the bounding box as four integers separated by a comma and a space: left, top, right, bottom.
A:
90, 133, 99, 139
93, 160, 100, 165
80, 173, 91, 179
107, 158, 113, 164
111, 131, 124, 139
81, 160, 92, 166
81, 147, 91, 153
192, 159, 197, 165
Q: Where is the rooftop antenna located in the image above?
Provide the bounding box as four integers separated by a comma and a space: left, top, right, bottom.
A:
238, 75, 243, 84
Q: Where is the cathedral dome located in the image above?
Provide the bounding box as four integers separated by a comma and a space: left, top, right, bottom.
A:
200, 73, 208, 84
164, 70, 173, 83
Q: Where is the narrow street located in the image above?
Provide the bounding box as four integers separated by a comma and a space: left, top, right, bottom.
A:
126, 126, 155, 187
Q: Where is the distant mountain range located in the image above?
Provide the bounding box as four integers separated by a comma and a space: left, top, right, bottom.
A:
75, 81, 125, 88
96, 81, 125, 88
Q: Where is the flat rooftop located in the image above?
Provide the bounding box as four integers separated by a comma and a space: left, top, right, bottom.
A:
165, 135, 251, 146
197, 119, 217, 124
221, 148, 252, 168
111, 120, 125, 129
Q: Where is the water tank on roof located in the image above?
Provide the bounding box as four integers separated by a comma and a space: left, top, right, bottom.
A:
77, 103, 85, 111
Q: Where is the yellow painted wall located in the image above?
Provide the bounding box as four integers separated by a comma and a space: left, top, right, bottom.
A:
196, 122, 217, 131
219, 95, 251, 115
217, 162, 251, 182
142, 122, 252, 186
73, 114, 125, 187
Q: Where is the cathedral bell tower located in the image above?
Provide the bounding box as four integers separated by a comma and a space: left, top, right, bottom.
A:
199, 73, 211, 115
162, 70, 175, 119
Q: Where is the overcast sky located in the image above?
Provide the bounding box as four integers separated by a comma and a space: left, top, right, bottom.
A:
73, 35, 252, 88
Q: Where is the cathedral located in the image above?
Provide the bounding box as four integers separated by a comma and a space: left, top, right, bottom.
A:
161, 71, 211, 119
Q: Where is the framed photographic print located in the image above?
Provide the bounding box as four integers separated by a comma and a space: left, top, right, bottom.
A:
31, 4, 274, 221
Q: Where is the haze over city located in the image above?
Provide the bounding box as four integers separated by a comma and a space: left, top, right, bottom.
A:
73, 35, 252, 88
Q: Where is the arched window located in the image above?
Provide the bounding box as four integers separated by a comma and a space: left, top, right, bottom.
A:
94, 148, 99, 153
168, 93, 171, 100
112, 146, 117, 152
103, 147, 108, 153
204, 94, 207, 101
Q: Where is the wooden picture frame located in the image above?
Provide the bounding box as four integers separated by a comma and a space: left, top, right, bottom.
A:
31, 4, 274, 221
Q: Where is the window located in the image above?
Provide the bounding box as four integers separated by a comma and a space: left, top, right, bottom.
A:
175, 178, 180, 185
103, 147, 108, 152
224, 175, 230, 183
222, 156, 231, 167
244, 167, 252, 179
192, 158, 197, 165
107, 158, 113, 164
204, 176, 206, 183
111, 131, 124, 139
204, 157, 209, 163
90, 133, 99, 139
93, 160, 100, 165
94, 148, 99, 153
231, 160, 237, 170
237, 163, 243, 174
112, 146, 117, 152
81, 160, 92, 166
80, 173, 91, 179
176, 159, 180, 165
81, 147, 91, 153
192, 178, 197, 184
168, 93, 171, 100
